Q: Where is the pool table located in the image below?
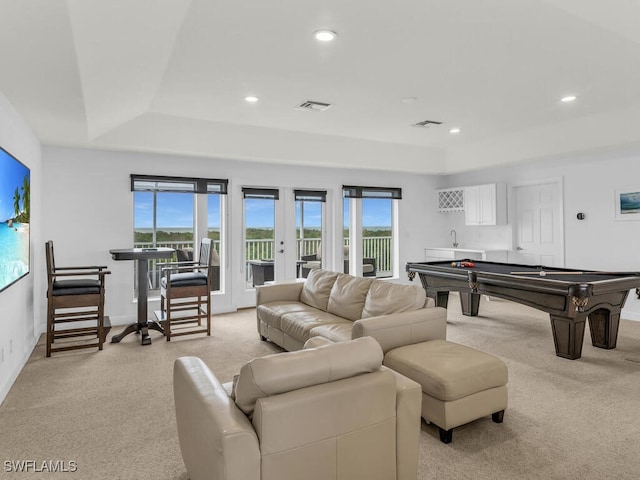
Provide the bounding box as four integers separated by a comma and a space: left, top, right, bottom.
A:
406, 260, 640, 360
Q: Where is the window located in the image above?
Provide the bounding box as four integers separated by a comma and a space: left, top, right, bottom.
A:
132, 175, 228, 295
295, 190, 326, 277
207, 192, 223, 292
343, 185, 401, 278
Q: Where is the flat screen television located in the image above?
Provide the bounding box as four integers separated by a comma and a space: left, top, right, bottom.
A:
0, 146, 30, 292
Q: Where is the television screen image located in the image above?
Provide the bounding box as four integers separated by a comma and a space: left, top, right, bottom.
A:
0, 146, 30, 292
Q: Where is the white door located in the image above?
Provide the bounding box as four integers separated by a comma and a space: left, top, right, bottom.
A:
238, 187, 322, 308
513, 181, 564, 266
238, 187, 284, 308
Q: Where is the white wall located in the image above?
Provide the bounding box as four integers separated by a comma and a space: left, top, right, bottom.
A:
434, 149, 640, 319
0, 92, 42, 403
41, 146, 441, 326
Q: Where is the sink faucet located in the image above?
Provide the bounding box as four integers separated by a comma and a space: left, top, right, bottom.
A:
450, 229, 459, 248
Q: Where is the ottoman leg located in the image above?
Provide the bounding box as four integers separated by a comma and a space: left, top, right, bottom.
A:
438, 427, 453, 444
492, 410, 505, 423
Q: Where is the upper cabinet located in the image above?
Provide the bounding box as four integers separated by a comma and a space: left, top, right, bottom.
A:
436, 187, 465, 212
464, 183, 507, 225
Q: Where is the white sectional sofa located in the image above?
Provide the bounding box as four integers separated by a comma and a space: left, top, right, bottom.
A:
256, 269, 447, 351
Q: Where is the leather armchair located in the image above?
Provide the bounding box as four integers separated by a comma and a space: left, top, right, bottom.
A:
173, 337, 422, 480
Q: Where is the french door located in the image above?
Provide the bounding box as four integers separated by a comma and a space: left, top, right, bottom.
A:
237, 187, 327, 308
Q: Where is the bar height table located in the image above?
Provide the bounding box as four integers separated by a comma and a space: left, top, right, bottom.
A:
109, 247, 175, 345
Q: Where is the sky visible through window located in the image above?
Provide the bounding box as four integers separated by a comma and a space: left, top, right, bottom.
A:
134, 193, 391, 228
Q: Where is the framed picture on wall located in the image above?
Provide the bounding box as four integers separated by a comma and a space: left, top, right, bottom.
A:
614, 187, 640, 220
0, 145, 30, 292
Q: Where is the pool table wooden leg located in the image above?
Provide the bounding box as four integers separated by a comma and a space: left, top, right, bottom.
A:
459, 292, 481, 316
430, 291, 450, 309
588, 308, 620, 349
549, 314, 586, 360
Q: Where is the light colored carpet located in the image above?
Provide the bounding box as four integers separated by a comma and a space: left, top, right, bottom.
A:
2, 295, 640, 479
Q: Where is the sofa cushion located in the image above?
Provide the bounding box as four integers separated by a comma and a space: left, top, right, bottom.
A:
361, 281, 426, 318
300, 269, 339, 311
280, 311, 351, 343
327, 273, 373, 321
309, 323, 353, 343
233, 337, 383, 416
257, 302, 318, 330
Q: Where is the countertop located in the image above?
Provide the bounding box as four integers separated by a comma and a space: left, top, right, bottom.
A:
425, 247, 509, 253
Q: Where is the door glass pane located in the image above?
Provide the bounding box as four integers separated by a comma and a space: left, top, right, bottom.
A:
133, 191, 194, 295
207, 193, 222, 292
343, 197, 350, 274
296, 199, 322, 278
244, 197, 275, 288
363, 198, 391, 278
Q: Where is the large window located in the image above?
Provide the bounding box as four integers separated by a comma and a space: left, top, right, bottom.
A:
132, 175, 227, 295
343, 185, 401, 278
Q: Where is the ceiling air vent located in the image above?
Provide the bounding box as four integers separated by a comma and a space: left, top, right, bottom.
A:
295, 100, 332, 112
411, 119, 443, 128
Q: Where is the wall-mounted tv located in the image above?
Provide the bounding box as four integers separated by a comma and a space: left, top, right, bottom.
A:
0, 146, 30, 292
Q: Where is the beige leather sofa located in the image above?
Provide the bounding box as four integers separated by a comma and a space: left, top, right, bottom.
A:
173, 337, 422, 480
256, 269, 447, 351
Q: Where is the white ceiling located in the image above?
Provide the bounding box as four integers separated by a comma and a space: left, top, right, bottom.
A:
1, 0, 640, 174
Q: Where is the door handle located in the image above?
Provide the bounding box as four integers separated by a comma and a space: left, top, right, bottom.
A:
278, 249, 284, 253
516, 246, 524, 251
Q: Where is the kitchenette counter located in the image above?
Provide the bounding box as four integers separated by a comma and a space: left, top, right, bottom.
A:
424, 247, 509, 262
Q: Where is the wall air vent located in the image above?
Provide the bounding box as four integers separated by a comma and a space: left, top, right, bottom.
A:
295, 100, 332, 112
411, 119, 443, 128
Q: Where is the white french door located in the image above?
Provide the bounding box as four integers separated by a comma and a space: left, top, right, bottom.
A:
236, 187, 330, 308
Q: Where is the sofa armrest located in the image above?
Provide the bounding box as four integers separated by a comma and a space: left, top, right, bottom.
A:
173, 357, 260, 480
256, 282, 305, 306
351, 307, 447, 354
382, 366, 421, 480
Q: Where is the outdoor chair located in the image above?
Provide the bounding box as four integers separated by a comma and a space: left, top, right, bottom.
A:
301, 245, 376, 277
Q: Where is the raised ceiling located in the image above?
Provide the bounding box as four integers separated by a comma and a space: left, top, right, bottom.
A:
1, 0, 640, 174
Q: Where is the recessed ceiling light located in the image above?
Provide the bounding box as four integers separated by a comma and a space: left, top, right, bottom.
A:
449, 127, 461, 134
314, 30, 337, 42
244, 96, 259, 103
560, 95, 577, 103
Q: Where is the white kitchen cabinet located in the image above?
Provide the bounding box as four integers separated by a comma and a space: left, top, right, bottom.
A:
436, 187, 465, 212
464, 183, 506, 226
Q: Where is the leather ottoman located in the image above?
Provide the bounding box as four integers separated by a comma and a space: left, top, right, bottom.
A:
383, 339, 508, 443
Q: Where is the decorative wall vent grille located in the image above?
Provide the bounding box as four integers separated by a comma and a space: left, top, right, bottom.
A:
412, 119, 443, 128
437, 188, 464, 212
295, 100, 332, 112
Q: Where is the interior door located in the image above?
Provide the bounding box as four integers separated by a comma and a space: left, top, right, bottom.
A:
513, 181, 564, 266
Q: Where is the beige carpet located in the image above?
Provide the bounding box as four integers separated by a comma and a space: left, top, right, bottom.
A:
2, 295, 640, 479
